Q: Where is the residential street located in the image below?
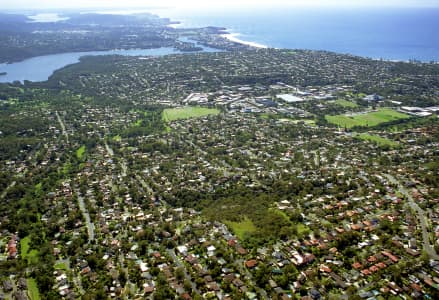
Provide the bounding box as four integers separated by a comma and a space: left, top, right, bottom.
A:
76, 191, 95, 243
56, 111, 69, 143
384, 174, 439, 260
167, 249, 201, 295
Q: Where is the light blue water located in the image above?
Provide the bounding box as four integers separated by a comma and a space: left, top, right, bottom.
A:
0, 44, 219, 83
161, 7, 439, 62
27, 13, 69, 22
1, 7, 438, 83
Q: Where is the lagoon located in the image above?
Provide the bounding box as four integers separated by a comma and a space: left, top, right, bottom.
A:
0, 45, 219, 83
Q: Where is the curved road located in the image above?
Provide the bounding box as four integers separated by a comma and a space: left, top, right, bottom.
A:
384, 174, 439, 260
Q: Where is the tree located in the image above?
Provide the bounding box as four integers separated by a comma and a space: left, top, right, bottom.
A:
119, 268, 127, 286
183, 280, 192, 292
176, 267, 185, 282
254, 263, 270, 287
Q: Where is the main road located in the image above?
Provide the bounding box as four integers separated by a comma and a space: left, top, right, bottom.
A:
384, 174, 439, 260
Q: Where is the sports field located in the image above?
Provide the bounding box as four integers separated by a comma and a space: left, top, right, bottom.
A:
279, 118, 316, 126
325, 108, 409, 129
334, 99, 359, 108
162, 106, 220, 122
356, 133, 399, 147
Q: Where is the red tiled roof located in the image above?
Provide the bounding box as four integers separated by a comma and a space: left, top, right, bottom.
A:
411, 283, 422, 292
319, 265, 332, 273
382, 251, 398, 262
352, 262, 362, 269
237, 247, 247, 255
361, 269, 371, 276
245, 259, 258, 268
369, 266, 379, 273
367, 255, 377, 263
376, 262, 387, 269
351, 224, 362, 231
144, 286, 155, 293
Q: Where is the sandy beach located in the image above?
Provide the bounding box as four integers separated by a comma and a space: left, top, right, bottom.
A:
167, 22, 183, 29
221, 33, 268, 49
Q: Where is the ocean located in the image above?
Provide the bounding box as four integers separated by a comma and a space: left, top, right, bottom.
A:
157, 6, 439, 62
2, 6, 438, 83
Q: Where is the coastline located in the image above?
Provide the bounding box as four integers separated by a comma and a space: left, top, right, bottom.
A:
167, 18, 270, 49
27, 13, 69, 22
167, 23, 183, 29
220, 33, 268, 49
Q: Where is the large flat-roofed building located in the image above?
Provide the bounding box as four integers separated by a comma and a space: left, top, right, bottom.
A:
277, 94, 305, 103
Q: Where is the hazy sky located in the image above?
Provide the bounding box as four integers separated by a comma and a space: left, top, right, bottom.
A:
1, 0, 438, 10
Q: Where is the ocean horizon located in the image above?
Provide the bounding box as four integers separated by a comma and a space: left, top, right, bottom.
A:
155, 6, 439, 62
7, 6, 439, 62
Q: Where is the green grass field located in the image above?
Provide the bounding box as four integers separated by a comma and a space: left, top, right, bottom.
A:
62, 162, 72, 175
296, 223, 310, 235
356, 133, 399, 147
76, 145, 86, 159
27, 278, 41, 300
325, 108, 409, 129
272, 209, 291, 223
225, 218, 257, 240
162, 106, 220, 122
334, 99, 359, 108
270, 209, 312, 236
282, 119, 316, 126
54, 262, 68, 270
0, 238, 7, 261
21, 236, 31, 257
21, 236, 39, 264
112, 135, 122, 142
133, 119, 142, 127
259, 113, 277, 119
